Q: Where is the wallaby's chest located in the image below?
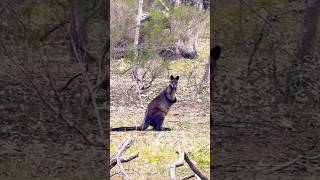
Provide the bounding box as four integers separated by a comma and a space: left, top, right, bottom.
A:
148, 89, 176, 114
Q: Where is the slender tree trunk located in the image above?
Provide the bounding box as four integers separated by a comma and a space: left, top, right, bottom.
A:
131, 0, 144, 107
296, 0, 320, 61
131, 0, 143, 82
174, 0, 181, 7
69, 0, 88, 63
197, 0, 203, 9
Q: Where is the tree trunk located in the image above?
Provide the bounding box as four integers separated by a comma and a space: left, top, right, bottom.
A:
174, 0, 181, 7
296, 0, 320, 61
69, 0, 88, 63
131, 0, 144, 82
197, 0, 203, 10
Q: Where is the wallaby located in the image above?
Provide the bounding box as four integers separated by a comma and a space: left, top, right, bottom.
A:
111, 75, 179, 131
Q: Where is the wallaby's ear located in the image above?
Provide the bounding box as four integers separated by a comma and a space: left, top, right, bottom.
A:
211, 46, 221, 61
175, 76, 179, 80
170, 75, 174, 80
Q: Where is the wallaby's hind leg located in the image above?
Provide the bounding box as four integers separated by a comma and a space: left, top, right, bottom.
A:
154, 116, 164, 131
138, 121, 149, 131
137, 117, 150, 131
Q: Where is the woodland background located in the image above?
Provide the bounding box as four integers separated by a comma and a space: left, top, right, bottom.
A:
0, 0, 108, 179
1, 0, 320, 179
213, 0, 320, 179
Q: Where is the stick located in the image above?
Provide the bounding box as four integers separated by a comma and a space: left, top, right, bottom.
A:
169, 150, 185, 180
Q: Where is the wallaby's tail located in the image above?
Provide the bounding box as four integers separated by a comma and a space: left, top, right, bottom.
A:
110, 126, 172, 131
111, 118, 150, 131
111, 126, 143, 131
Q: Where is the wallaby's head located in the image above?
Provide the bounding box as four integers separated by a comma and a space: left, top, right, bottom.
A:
169, 75, 179, 88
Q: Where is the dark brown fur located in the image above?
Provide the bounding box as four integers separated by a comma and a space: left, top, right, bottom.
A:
111, 75, 179, 131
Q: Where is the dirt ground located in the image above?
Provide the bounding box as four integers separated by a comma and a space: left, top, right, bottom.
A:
211, 59, 320, 180
0, 63, 107, 179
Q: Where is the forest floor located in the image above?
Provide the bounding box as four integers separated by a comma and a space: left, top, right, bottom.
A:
212, 56, 320, 180
110, 57, 211, 179
0, 62, 107, 179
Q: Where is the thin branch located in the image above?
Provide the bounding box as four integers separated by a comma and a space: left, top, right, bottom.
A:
181, 174, 195, 180
69, 28, 105, 140
110, 152, 139, 169
264, 155, 302, 174
111, 137, 135, 160
116, 157, 132, 180
169, 150, 185, 180
39, 20, 70, 42
110, 137, 138, 180
182, 151, 208, 180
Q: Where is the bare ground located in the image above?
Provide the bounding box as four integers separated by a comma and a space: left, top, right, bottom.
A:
0, 63, 106, 179
212, 61, 320, 180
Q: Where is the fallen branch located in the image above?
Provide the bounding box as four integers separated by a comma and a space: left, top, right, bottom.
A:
169, 150, 185, 180
110, 137, 139, 169
183, 151, 208, 180
110, 152, 139, 169
181, 174, 195, 180
169, 150, 208, 180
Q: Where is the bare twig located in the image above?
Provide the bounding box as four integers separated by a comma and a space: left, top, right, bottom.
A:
69, 28, 105, 140
110, 152, 139, 169
59, 72, 82, 91
247, 30, 264, 77
110, 137, 139, 179
181, 174, 195, 180
183, 152, 208, 180
169, 150, 208, 180
264, 155, 302, 174
158, 0, 170, 12
116, 157, 132, 180
39, 20, 70, 41
169, 150, 185, 180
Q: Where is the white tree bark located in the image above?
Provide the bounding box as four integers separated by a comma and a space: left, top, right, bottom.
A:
174, 0, 181, 7
131, 0, 144, 107
131, 0, 144, 82
197, 0, 203, 10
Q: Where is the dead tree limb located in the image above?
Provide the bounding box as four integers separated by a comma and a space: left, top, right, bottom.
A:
181, 174, 195, 180
110, 152, 139, 169
110, 137, 139, 169
169, 150, 208, 180
169, 150, 185, 180
183, 152, 208, 180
